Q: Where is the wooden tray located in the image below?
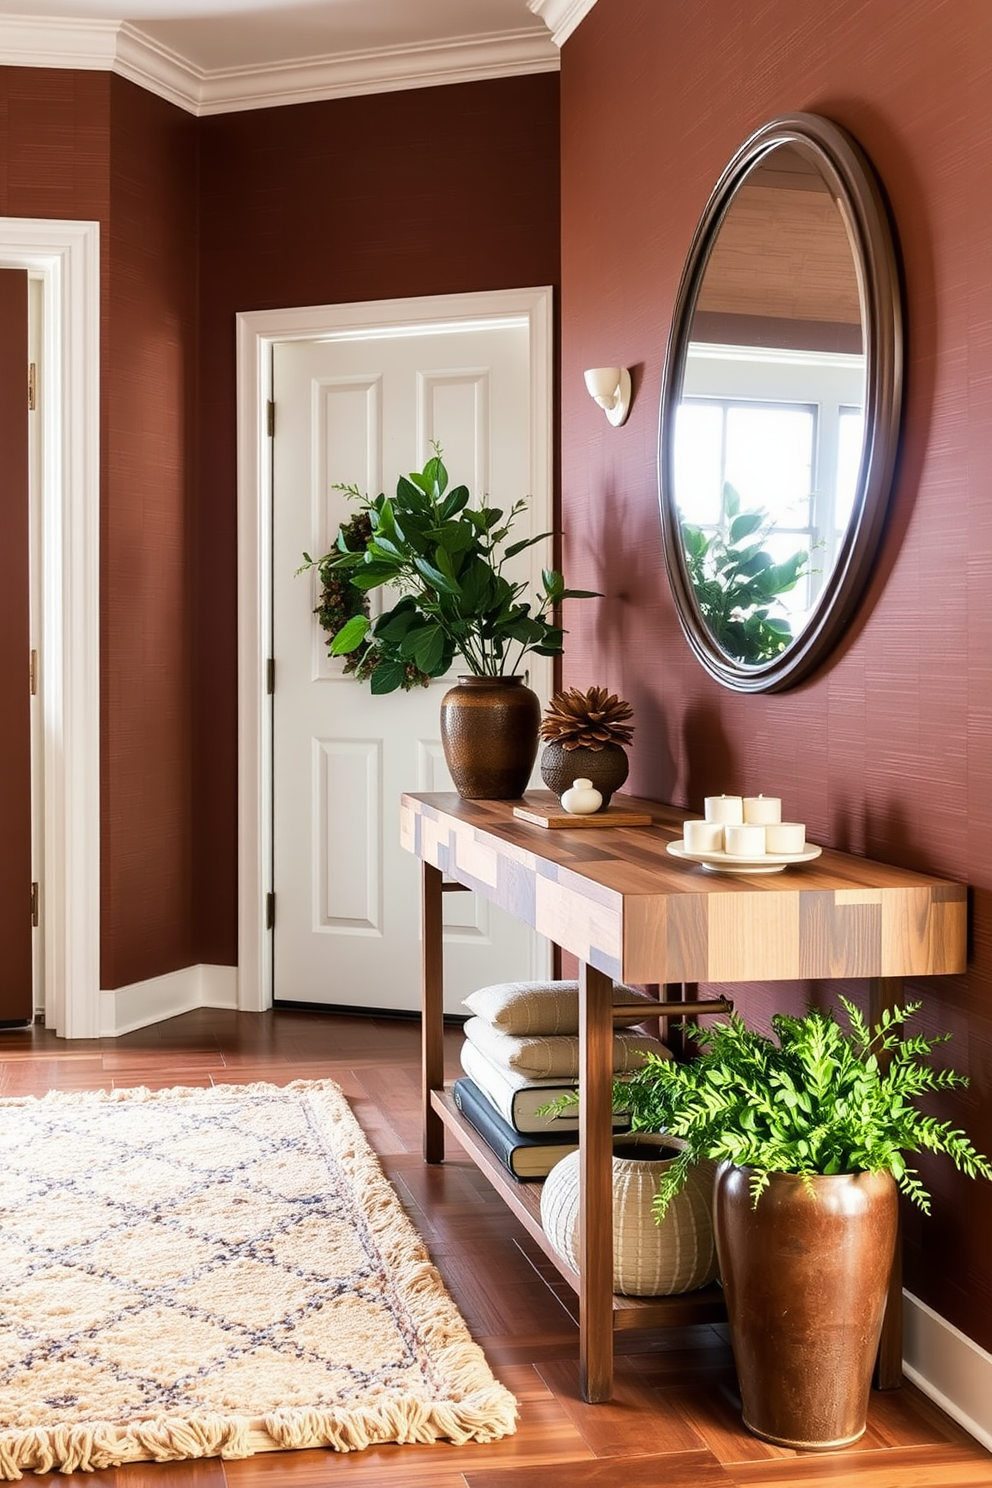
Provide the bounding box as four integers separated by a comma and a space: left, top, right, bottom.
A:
513, 800, 653, 829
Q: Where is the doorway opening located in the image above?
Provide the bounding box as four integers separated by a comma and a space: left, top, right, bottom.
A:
0, 218, 100, 1039
236, 287, 554, 1013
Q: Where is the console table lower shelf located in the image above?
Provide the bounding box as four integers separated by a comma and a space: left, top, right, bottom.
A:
432, 1087, 728, 1332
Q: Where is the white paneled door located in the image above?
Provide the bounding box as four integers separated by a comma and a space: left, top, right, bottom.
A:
271, 315, 552, 1014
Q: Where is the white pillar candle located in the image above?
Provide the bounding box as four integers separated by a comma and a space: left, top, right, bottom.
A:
743, 794, 782, 824
704, 794, 744, 825
683, 819, 725, 853
765, 821, 806, 854
724, 823, 766, 856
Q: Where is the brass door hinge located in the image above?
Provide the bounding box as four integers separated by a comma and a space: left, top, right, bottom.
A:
28, 362, 36, 412
265, 892, 275, 930
30, 882, 39, 928
29, 650, 38, 696
266, 399, 275, 437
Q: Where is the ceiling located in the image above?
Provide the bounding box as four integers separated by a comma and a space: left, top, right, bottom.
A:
0, 0, 597, 114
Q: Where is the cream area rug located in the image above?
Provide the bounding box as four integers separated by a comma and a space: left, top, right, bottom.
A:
0, 1079, 517, 1479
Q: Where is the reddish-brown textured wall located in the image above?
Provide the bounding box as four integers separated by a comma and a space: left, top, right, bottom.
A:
103, 77, 199, 988
559, 0, 992, 1350
0, 67, 110, 220
0, 68, 199, 992
194, 74, 561, 964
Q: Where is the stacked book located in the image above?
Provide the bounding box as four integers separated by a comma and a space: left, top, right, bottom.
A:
452, 979, 672, 1180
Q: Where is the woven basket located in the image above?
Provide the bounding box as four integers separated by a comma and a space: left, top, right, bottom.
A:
540, 1133, 718, 1296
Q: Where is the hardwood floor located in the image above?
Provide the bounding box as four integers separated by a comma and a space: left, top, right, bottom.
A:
2, 1007, 990, 1487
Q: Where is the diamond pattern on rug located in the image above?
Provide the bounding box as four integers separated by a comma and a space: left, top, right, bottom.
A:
0, 1080, 517, 1479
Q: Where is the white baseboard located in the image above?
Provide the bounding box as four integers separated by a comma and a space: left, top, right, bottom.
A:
903, 1290, 992, 1451
100, 965, 239, 1036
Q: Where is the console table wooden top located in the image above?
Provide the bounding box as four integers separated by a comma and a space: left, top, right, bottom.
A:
400, 791, 967, 985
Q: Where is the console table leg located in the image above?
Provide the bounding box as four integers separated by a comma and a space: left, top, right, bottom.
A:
422, 862, 445, 1164
578, 961, 615, 1402
870, 975, 904, 1389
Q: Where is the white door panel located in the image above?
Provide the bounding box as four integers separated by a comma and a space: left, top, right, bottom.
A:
272, 322, 552, 1015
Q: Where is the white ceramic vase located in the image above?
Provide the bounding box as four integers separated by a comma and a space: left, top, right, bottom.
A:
561, 778, 602, 814
540, 1133, 718, 1297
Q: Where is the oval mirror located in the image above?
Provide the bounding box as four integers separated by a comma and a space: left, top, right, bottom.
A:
659, 114, 903, 692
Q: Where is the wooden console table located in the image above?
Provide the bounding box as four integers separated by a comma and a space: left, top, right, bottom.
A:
400, 791, 967, 1403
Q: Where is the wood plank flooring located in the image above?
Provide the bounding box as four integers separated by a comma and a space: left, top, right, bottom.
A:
1, 1007, 989, 1487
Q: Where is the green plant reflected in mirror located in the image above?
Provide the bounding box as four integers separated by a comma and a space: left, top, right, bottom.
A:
680, 482, 815, 666
659, 114, 904, 692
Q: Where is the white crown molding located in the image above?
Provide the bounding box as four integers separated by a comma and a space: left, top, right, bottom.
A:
0, 13, 119, 69
528, 0, 600, 48
195, 29, 558, 116
114, 22, 204, 114
0, 16, 558, 117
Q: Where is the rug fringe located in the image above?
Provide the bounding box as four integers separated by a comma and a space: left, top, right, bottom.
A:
263, 1384, 520, 1451
0, 1385, 521, 1479
0, 1415, 251, 1478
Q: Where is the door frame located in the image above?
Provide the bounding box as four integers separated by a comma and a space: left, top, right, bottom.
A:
235, 286, 553, 1012
0, 219, 101, 1039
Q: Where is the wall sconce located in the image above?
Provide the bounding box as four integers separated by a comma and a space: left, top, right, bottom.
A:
584, 366, 632, 427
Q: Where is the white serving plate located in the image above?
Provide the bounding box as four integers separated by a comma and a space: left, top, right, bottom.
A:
667, 839, 822, 875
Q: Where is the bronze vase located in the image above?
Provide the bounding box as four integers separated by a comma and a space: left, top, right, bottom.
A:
439, 676, 541, 799
714, 1164, 898, 1451
539, 741, 629, 807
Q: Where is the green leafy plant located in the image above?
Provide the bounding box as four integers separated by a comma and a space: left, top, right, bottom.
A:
681, 482, 812, 665
299, 447, 597, 695
549, 1001, 992, 1219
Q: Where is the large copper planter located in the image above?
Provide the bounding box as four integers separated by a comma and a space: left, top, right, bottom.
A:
439, 675, 540, 799
714, 1164, 898, 1451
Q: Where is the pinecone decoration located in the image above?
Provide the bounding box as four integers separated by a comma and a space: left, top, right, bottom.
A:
539, 686, 634, 752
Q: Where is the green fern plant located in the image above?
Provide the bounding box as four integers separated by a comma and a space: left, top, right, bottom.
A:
551, 1001, 992, 1220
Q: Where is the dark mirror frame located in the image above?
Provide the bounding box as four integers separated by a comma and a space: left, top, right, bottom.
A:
658, 113, 904, 693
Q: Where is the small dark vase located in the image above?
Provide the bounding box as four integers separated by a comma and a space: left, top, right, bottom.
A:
714, 1164, 898, 1451
440, 676, 541, 799
540, 741, 629, 808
